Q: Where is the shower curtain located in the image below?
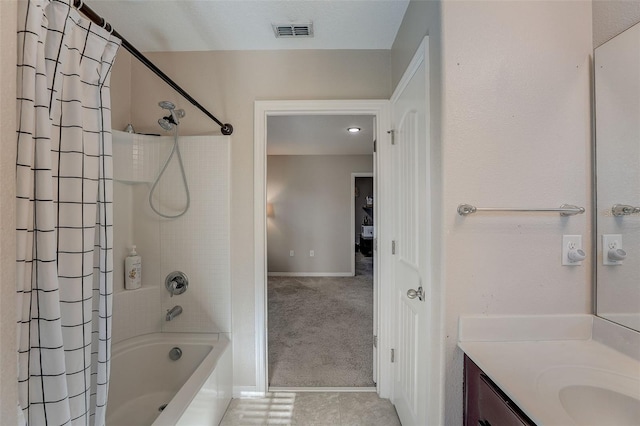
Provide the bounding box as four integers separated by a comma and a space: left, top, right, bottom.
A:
16, 0, 120, 424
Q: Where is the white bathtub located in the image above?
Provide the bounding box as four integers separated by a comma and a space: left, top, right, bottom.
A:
106, 333, 231, 426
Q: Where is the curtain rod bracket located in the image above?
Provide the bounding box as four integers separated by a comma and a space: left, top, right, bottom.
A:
221, 124, 233, 135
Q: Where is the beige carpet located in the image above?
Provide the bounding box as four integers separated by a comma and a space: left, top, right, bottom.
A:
268, 254, 374, 387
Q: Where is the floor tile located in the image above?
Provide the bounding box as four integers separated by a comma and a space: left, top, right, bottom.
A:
220, 393, 296, 425
290, 392, 340, 425
220, 392, 400, 426
338, 392, 401, 426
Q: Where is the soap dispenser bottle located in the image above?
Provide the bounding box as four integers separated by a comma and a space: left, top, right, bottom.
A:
125, 245, 142, 290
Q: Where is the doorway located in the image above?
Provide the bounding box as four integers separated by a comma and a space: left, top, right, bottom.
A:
352, 174, 374, 274
254, 100, 393, 396
265, 115, 375, 389
254, 37, 442, 422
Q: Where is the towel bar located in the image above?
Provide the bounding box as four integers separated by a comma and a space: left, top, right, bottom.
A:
457, 204, 585, 216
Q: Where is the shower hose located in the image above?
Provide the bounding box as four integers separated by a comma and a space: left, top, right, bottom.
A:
148, 125, 191, 218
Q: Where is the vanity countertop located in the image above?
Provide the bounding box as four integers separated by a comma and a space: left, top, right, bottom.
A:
458, 315, 640, 426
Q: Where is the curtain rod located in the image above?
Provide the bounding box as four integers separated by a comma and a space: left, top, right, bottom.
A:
72, 0, 234, 135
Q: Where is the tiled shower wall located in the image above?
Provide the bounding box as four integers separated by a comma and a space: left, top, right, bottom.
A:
112, 131, 230, 343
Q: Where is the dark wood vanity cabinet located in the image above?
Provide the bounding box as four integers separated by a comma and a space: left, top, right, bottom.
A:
464, 355, 537, 426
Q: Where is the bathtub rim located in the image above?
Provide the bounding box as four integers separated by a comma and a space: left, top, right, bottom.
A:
110, 332, 220, 357
107, 332, 230, 426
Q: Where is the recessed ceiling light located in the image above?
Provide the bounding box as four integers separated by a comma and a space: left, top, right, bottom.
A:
347, 127, 361, 133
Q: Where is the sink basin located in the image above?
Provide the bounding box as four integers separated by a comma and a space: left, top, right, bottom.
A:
559, 385, 640, 425
536, 366, 640, 425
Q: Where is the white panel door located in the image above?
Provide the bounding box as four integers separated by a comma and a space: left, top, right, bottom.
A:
391, 38, 430, 426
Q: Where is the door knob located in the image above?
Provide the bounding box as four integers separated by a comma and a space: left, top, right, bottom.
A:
407, 286, 424, 301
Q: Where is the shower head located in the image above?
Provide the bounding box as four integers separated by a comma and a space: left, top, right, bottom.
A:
157, 101, 186, 131
158, 117, 175, 131
159, 100, 176, 110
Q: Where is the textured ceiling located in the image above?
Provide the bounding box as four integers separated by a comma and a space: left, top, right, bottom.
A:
90, 0, 410, 52
267, 115, 375, 155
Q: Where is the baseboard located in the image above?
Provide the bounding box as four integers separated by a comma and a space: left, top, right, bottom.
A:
267, 272, 354, 277
268, 386, 377, 393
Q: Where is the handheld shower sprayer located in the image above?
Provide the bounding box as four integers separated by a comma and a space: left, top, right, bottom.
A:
150, 101, 191, 219
157, 101, 186, 131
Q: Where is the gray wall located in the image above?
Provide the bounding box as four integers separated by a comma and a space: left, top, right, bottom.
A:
593, 0, 640, 47
391, 0, 441, 90
267, 155, 373, 274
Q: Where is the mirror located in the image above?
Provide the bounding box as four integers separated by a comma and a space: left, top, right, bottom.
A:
595, 22, 640, 332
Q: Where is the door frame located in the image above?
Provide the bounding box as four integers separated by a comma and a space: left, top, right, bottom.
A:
351, 172, 374, 276
254, 100, 393, 396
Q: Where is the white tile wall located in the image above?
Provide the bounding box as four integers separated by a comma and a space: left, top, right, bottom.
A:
112, 286, 162, 343
159, 136, 231, 333
113, 181, 133, 293
113, 130, 162, 183
112, 133, 231, 340
132, 184, 162, 289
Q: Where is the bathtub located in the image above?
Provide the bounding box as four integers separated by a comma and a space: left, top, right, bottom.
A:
106, 333, 231, 426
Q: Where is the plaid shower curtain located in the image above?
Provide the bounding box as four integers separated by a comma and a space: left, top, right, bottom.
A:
16, 0, 120, 424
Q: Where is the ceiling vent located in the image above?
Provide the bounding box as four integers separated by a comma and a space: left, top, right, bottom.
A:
272, 22, 314, 38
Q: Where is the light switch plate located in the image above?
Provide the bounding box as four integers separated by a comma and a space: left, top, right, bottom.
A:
603, 234, 623, 265
562, 235, 584, 266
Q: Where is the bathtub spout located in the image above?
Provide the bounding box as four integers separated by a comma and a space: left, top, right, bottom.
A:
166, 305, 183, 321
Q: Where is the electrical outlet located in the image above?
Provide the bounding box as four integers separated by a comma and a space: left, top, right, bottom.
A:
289, 250, 294, 257
310, 250, 315, 257
603, 234, 624, 265
562, 235, 584, 266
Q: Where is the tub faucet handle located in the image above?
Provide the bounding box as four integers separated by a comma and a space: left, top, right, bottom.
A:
168, 280, 184, 297
165, 271, 188, 297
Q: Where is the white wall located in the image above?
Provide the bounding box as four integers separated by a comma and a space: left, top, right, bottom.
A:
440, 1, 593, 424
111, 133, 231, 343
267, 155, 373, 274
0, 1, 17, 424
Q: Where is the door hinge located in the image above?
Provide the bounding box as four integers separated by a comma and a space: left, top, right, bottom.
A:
373, 335, 378, 348
373, 139, 377, 153
373, 238, 377, 251
392, 240, 396, 255
387, 129, 395, 145
391, 348, 395, 363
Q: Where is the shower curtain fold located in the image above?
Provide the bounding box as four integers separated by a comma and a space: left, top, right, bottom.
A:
16, 0, 120, 424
